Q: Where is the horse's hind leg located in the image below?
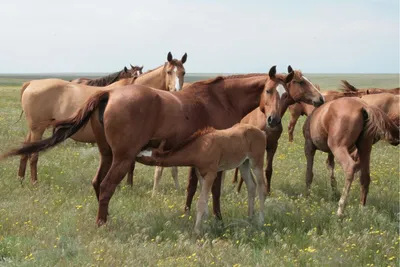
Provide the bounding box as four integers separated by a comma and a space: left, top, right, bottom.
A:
126, 161, 135, 186
97, 156, 132, 226
326, 152, 340, 199
304, 138, 316, 195
185, 167, 198, 214
239, 160, 257, 217
29, 127, 46, 185
252, 162, 266, 224
152, 166, 164, 197
331, 147, 357, 216
18, 131, 31, 181
357, 138, 373, 206
170, 167, 179, 190
211, 171, 223, 220
92, 145, 113, 202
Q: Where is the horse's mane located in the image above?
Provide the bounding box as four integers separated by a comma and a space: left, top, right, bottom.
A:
155, 127, 216, 156
340, 80, 358, 92
191, 73, 267, 87
86, 70, 123, 86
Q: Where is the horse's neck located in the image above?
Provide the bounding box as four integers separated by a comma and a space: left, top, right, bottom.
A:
134, 65, 167, 90
223, 76, 267, 118
153, 139, 201, 167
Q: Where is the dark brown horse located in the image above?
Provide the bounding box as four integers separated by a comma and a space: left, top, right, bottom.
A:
303, 97, 399, 216
1, 66, 324, 226
71, 65, 143, 86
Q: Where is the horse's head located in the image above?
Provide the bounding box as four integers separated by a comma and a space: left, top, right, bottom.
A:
164, 52, 187, 92
129, 64, 144, 77
283, 66, 325, 107
260, 66, 286, 128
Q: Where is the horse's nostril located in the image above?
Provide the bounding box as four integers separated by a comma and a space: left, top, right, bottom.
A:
319, 96, 325, 103
267, 116, 272, 124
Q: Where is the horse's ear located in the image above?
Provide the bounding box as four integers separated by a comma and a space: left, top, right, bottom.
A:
288, 65, 293, 73
268, 65, 277, 79
130, 64, 134, 69
140, 65, 143, 70
285, 71, 295, 83
124, 66, 128, 72
167, 52, 173, 62
181, 53, 187, 64
367, 89, 370, 94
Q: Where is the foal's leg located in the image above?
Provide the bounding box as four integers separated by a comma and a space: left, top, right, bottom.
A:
194, 172, 215, 234
126, 161, 135, 186
185, 167, 198, 214
170, 167, 179, 190
252, 164, 267, 224
357, 139, 373, 206
288, 111, 300, 143
232, 168, 239, 184
152, 166, 164, 197
18, 131, 31, 181
239, 160, 257, 217
265, 140, 278, 195
304, 139, 316, 195
331, 147, 357, 216
29, 127, 46, 185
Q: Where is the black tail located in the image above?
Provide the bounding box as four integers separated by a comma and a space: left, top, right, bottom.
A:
0, 91, 110, 160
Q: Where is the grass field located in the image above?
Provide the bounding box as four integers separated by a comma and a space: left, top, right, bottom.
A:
0, 74, 399, 266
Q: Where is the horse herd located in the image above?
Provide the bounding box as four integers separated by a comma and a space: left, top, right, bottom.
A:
1, 52, 398, 234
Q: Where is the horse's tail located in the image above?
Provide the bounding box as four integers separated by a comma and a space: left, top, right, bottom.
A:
361, 105, 399, 146
15, 81, 31, 124
0, 90, 110, 160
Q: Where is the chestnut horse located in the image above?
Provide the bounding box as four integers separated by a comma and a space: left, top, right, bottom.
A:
17, 52, 187, 185
143, 124, 267, 233
283, 86, 364, 142
70, 65, 143, 86
1, 66, 324, 226
185, 67, 326, 219
341, 80, 400, 95
302, 97, 399, 216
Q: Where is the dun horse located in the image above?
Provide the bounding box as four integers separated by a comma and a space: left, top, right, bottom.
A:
70, 65, 143, 86
303, 97, 399, 216
0, 66, 322, 226
17, 52, 187, 185
142, 124, 267, 233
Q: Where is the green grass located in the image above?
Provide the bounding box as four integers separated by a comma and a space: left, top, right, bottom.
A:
0, 75, 399, 266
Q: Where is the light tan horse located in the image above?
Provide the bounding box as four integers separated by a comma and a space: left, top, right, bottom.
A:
70, 65, 143, 86
303, 97, 399, 216
131, 124, 267, 233
18, 52, 187, 185
360, 93, 399, 126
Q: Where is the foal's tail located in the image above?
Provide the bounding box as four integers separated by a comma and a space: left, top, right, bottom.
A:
0, 91, 110, 160
362, 105, 399, 146
15, 81, 31, 124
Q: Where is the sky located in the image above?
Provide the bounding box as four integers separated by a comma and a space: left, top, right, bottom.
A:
0, 0, 399, 74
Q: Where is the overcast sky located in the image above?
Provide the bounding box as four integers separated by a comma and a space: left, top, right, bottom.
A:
1, 0, 398, 73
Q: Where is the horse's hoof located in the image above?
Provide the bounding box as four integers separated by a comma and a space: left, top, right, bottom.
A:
96, 219, 107, 227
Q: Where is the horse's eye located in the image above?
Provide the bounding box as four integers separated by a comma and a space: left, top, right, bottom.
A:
182, 72, 186, 76
266, 89, 272, 94
167, 71, 172, 75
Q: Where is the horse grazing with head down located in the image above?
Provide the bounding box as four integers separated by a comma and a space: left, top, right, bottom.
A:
1, 65, 325, 227
340, 80, 400, 95
141, 124, 267, 233
70, 65, 143, 86
17, 52, 187, 185
303, 97, 399, 216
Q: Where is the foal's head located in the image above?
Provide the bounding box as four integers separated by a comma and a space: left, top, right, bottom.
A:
164, 52, 187, 92
260, 66, 286, 128
284, 66, 325, 107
